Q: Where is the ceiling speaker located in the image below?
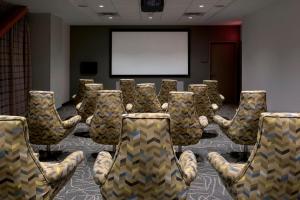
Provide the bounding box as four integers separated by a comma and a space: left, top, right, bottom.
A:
141, 0, 164, 12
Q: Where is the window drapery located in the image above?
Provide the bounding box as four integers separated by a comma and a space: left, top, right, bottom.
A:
0, 17, 31, 115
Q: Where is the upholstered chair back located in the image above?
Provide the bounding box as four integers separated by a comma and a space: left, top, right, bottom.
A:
227, 91, 267, 145
188, 84, 214, 121
235, 113, 300, 199
0, 116, 51, 199
120, 79, 136, 107
78, 83, 103, 121
168, 91, 203, 145
134, 83, 162, 112
90, 90, 125, 145
27, 91, 66, 145
158, 79, 177, 104
100, 113, 190, 199
74, 79, 94, 104
203, 80, 224, 106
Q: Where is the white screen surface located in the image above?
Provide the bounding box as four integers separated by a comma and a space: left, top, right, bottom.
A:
111, 31, 189, 75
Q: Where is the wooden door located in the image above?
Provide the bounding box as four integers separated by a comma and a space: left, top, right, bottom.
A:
210, 42, 240, 104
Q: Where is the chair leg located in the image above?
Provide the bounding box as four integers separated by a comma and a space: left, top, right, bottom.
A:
39, 145, 62, 161
46, 145, 51, 157
178, 145, 182, 153
242, 145, 249, 161
229, 145, 249, 162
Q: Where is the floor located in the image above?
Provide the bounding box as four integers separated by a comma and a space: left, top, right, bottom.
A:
33, 104, 245, 200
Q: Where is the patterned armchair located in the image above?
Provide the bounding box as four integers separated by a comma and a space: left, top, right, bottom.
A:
0, 115, 84, 200
76, 83, 103, 122
88, 90, 125, 146
133, 83, 162, 113
72, 79, 94, 104
188, 84, 218, 122
158, 79, 177, 105
120, 79, 136, 108
168, 91, 207, 146
203, 80, 225, 106
27, 91, 81, 154
93, 113, 197, 200
213, 91, 267, 145
208, 112, 300, 200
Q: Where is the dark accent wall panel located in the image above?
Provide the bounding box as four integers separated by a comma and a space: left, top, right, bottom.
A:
70, 25, 240, 95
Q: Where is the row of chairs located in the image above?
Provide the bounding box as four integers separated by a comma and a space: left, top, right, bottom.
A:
72, 79, 223, 152
1, 78, 299, 199
2, 111, 300, 199
74, 79, 267, 155
71, 79, 299, 199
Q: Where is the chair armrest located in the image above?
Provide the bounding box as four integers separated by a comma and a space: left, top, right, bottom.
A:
86, 115, 93, 125
161, 103, 168, 112
126, 103, 133, 112
208, 152, 245, 184
93, 151, 113, 185
179, 150, 197, 185
213, 115, 232, 128
76, 102, 82, 111
62, 115, 81, 129
220, 94, 225, 101
41, 151, 84, 183
211, 103, 219, 111
198, 116, 208, 128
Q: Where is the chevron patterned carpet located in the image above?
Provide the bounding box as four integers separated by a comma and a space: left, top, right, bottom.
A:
32, 104, 243, 200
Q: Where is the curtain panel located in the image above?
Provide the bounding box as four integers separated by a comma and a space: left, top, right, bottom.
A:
0, 17, 31, 116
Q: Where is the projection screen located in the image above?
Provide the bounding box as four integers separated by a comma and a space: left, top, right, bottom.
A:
111, 31, 189, 76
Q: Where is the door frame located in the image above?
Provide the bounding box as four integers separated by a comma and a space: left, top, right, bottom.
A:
209, 41, 242, 104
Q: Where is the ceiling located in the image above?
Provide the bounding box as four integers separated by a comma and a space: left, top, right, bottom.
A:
4, 0, 278, 25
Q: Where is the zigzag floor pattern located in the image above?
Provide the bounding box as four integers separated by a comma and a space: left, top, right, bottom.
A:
32, 104, 243, 200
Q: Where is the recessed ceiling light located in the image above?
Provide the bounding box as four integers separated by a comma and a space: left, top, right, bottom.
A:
199, 5, 204, 8
99, 5, 104, 8
108, 16, 113, 19
188, 16, 193, 19
148, 16, 153, 20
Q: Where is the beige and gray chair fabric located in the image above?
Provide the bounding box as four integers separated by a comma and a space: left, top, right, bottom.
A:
168, 91, 207, 146
208, 112, 300, 200
0, 115, 84, 200
27, 91, 81, 150
93, 113, 197, 200
158, 79, 177, 105
88, 90, 125, 145
188, 84, 217, 122
133, 83, 162, 113
119, 79, 136, 108
76, 83, 103, 122
203, 80, 225, 106
213, 90, 267, 145
72, 79, 94, 104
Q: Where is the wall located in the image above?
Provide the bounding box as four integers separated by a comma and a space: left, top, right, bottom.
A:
29, 13, 51, 91
242, 0, 300, 112
29, 13, 70, 108
50, 15, 70, 107
70, 26, 240, 95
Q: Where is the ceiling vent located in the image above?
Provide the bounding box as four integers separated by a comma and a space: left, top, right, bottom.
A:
183, 12, 205, 17
72, 0, 88, 8
78, 4, 88, 8
97, 12, 119, 17
215, 4, 225, 8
